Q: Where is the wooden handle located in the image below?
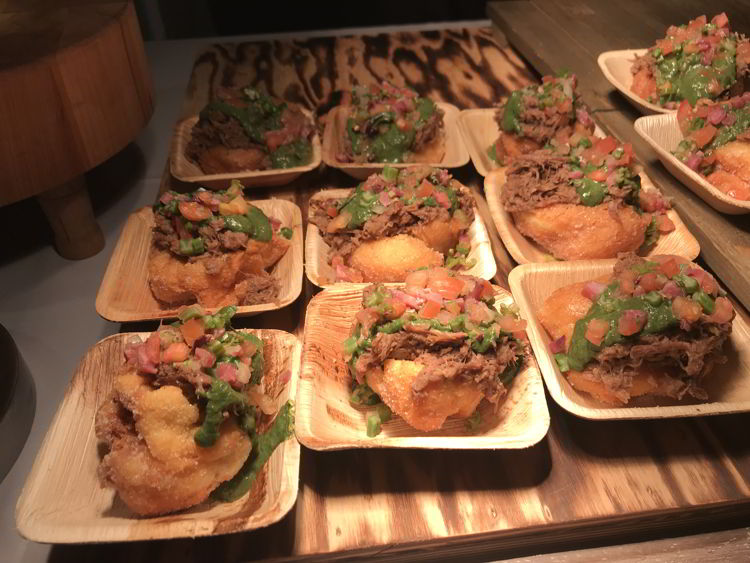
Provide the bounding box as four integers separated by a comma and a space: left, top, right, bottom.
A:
36, 176, 105, 260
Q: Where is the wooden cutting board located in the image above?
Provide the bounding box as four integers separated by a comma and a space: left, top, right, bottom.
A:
43, 25, 750, 562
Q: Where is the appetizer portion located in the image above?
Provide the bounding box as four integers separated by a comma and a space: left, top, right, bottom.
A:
343, 269, 526, 434
631, 13, 750, 108
338, 81, 444, 163
95, 307, 294, 515
539, 254, 735, 406
309, 166, 475, 282
187, 87, 315, 174
150, 181, 291, 307
490, 73, 595, 166
501, 135, 674, 260
674, 95, 750, 200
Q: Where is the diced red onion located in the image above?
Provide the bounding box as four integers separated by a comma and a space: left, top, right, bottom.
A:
722, 112, 737, 126
743, 92, 750, 102
732, 97, 746, 109
582, 281, 607, 300
701, 51, 714, 65
279, 369, 292, 385
159, 192, 174, 205
697, 39, 711, 52
549, 335, 566, 353
685, 152, 703, 171
195, 347, 215, 368
379, 191, 391, 206
391, 289, 424, 309
569, 169, 583, 179
661, 281, 684, 298
437, 169, 452, 184
436, 310, 456, 325
707, 106, 726, 125
418, 289, 444, 305
606, 171, 618, 188
576, 108, 593, 127
137, 346, 158, 375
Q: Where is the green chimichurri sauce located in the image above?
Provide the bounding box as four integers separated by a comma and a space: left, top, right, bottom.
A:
501, 90, 524, 134
270, 139, 312, 168
575, 177, 608, 206
202, 96, 283, 145
557, 282, 678, 372
211, 401, 295, 502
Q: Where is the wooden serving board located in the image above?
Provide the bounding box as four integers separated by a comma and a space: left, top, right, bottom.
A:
46, 26, 750, 561
488, 0, 750, 311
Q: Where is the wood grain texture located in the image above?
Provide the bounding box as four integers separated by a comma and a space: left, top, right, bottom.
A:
304, 187, 496, 287
0, 1, 153, 204
509, 259, 750, 420
95, 200, 303, 322
597, 49, 671, 115
15, 329, 301, 543
296, 284, 549, 450
484, 168, 700, 264
488, 0, 750, 311
635, 114, 750, 214
170, 111, 322, 189
321, 103, 469, 180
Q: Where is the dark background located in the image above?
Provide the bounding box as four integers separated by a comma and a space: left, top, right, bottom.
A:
136, 0, 492, 40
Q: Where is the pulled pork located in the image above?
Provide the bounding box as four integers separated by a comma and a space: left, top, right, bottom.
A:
501, 153, 634, 212
354, 329, 522, 405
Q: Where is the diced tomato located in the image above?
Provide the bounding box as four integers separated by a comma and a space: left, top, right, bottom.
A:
712, 12, 729, 28
427, 277, 466, 299
396, 117, 411, 132
557, 98, 572, 113
326, 206, 338, 218
417, 179, 434, 198
708, 297, 734, 323
419, 300, 441, 319
162, 342, 190, 363
405, 269, 429, 290
179, 317, 205, 347
737, 41, 750, 67
672, 296, 702, 323
677, 100, 693, 133
326, 210, 352, 233
694, 104, 712, 118
611, 143, 634, 166
385, 298, 407, 320
496, 316, 527, 333
434, 190, 452, 209
656, 38, 675, 55
584, 318, 610, 346
594, 136, 619, 156
700, 274, 720, 296
657, 258, 680, 278
178, 201, 212, 221
145, 332, 161, 364
692, 124, 718, 148
639, 272, 667, 292
618, 310, 647, 336
656, 214, 675, 233
477, 279, 495, 299
218, 362, 238, 385
587, 168, 608, 182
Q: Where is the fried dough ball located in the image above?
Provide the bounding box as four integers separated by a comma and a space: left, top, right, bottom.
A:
348, 234, 443, 282
366, 359, 483, 431
512, 203, 649, 260
409, 217, 464, 255
706, 141, 750, 200
537, 271, 694, 406
197, 146, 269, 174
95, 372, 252, 515
148, 234, 289, 307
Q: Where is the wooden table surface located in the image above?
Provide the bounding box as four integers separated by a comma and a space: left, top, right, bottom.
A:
46, 22, 750, 562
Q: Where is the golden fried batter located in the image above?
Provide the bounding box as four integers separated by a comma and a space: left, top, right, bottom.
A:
148, 234, 289, 307
95, 372, 251, 515
348, 234, 443, 282
366, 360, 483, 431
197, 146, 269, 174
706, 141, 750, 199
513, 203, 649, 260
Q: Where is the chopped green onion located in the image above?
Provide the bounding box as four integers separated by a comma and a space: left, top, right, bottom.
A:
376, 403, 392, 423
366, 414, 382, 437
555, 353, 570, 372
466, 410, 481, 432
674, 274, 699, 294
692, 290, 715, 314
178, 305, 203, 322
280, 227, 293, 239
644, 291, 663, 306
350, 384, 380, 406
382, 166, 399, 182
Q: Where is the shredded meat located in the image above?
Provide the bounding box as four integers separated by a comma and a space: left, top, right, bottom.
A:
355, 330, 523, 405
309, 186, 475, 261
238, 271, 279, 305
494, 94, 576, 145
501, 153, 635, 212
